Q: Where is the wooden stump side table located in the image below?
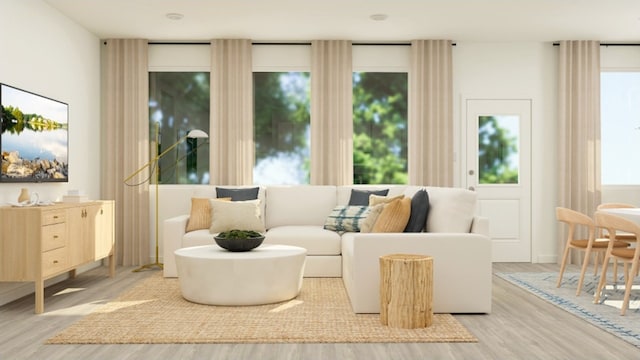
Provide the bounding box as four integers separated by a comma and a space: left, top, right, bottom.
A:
379, 254, 433, 328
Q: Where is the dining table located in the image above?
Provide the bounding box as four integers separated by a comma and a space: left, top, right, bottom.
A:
600, 207, 640, 225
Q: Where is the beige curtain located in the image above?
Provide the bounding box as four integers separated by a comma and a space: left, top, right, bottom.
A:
408, 40, 453, 186
557, 40, 601, 263
310, 40, 353, 185
210, 39, 254, 185
102, 39, 150, 266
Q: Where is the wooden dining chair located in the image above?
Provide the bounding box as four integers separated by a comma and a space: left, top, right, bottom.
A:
556, 207, 629, 296
593, 211, 640, 315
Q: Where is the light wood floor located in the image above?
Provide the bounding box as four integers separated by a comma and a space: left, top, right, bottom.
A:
1, 263, 639, 360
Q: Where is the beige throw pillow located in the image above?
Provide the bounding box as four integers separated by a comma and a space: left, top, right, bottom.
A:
185, 197, 231, 232
209, 199, 266, 234
372, 197, 411, 232
360, 203, 385, 233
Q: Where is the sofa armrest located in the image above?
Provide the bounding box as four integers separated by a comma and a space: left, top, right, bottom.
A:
163, 214, 189, 277
470, 215, 489, 237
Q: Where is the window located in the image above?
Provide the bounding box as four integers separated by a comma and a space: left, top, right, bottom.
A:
478, 115, 519, 184
352, 72, 408, 184
601, 72, 640, 185
252, 45, 311, 185
149, 72, 210, 184
253, 72, 311, 184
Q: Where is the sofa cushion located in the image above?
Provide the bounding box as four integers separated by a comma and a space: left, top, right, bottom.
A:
348, 189, 389, 206
372, 197, 411, 232
183, 229, 215, 248
265, 186, 337, 228
264, 226, 341, 255
209, 199, 266, 233
404, 189, 430, 232
324, 205, 371, 232
424, 187, 477, 233
216, 186, 259, 201
185, 197, 231, 232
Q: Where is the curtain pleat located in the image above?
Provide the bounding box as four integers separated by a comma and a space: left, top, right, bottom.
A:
408, 40, 453, 186
102, 39, 150, 266
310, 40, 353, 185
210, 39, 254, 185
557, 40, 601, 263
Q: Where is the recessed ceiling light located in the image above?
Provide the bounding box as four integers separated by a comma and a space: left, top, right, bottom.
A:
166, 13, 184, 21
370, 14, 388, 21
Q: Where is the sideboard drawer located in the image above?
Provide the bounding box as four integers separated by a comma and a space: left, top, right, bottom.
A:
42, 210, 66, 226
42, 223, 66, 252
42, 247, 68, 277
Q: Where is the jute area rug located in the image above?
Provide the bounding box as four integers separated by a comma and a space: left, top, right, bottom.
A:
47, 274, 477, 344
496, 272, 640, 348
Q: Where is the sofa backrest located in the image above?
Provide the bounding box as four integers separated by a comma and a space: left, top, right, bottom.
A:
265, 185, 337, 228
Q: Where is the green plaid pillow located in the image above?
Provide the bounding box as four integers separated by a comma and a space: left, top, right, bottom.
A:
324, 205, 371, 232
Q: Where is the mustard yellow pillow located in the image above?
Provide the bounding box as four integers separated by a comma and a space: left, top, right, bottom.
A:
185, 197, 231, 232
372, 197, 411, 232
369, 194, 404, 206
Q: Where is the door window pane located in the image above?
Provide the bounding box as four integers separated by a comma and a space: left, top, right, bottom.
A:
478, 115, 519, 184
601, 72, 640, 185
353, 72, 408, 184
149, 72, 210, 184
253, 72, 310, 184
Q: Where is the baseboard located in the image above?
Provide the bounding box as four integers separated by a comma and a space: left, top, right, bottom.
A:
536, 255, 558, 263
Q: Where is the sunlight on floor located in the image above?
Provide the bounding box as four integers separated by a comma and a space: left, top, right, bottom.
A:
604, 284, 640, 291
94, 300, 155, 313
52, 287, 87, 296
269, 299, 304, 313
41, 300, 109, 317
602, 299, 640, 310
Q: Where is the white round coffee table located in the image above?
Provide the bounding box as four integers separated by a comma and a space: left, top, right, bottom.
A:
174, 244, 307, 306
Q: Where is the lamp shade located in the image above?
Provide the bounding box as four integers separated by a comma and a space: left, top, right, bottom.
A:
186, 129, 208, 138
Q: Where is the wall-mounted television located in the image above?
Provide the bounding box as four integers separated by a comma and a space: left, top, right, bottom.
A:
0, 83, 68, 182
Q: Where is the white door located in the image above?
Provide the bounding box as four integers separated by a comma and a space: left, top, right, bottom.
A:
466, 99, 531, 262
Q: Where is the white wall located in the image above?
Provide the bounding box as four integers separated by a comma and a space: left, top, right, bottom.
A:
453, 42, 558, 263
0, 0, 101, 306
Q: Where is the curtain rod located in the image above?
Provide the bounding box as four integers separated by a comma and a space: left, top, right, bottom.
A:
552, 42, 640, 47
148, 41, 456, 46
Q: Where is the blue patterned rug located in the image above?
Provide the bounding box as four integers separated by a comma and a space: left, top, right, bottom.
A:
496, 272, 640, 348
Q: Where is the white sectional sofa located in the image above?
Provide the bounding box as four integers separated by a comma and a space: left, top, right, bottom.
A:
163, 185, 492, 314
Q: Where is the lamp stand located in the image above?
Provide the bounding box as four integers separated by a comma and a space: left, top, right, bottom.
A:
133, 123, 163, 272
123, 124, 208, 273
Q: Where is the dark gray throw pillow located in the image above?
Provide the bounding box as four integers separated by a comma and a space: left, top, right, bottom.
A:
216, 187, 259, 201
348, 189, 389, 206
404, 189, 430, 232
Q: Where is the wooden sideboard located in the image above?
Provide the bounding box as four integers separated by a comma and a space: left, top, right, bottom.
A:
0, 201, 115, 314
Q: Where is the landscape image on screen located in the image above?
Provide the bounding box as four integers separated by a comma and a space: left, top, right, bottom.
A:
0, 83, 68, 182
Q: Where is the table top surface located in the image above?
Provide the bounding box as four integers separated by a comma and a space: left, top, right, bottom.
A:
174, 244, 306, 259
600, 208, 640, 216
600, 208, 640, 223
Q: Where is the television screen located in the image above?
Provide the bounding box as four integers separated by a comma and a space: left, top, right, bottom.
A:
0, 83, 68, 182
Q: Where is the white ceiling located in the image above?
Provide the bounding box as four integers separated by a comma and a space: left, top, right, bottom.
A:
43, 0, 640, 43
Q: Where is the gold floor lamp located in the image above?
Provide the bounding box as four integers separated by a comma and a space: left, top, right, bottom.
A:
123, 124, 208, 272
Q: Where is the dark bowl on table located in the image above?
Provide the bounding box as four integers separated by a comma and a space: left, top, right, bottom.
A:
214, 235, 265, 252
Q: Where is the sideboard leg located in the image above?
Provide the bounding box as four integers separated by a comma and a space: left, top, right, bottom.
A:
34, 279, 44, 314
